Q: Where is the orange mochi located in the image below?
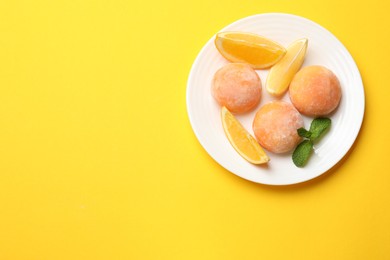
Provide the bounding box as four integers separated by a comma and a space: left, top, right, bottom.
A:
253, 101, 304, 154
289, 65, 342, 116
212, 63, 262, 113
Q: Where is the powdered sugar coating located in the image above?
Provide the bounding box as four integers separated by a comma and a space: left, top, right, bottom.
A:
212, 63, 262, 113
289, 65, 341, 116
253, 101, 304, 154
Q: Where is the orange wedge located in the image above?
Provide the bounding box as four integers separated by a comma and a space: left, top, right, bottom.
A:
215, 32, 286, 69
266, 38, 308, 96
221, 106, 269, 164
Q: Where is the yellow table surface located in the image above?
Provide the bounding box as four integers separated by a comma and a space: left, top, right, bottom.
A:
0, 1, 389, 259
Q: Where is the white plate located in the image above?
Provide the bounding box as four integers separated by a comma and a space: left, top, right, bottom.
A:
186, 13, 364, 185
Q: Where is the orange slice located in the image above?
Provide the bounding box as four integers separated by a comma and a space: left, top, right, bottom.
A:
215, 32, 286, 69
221, 106, 269, 164
266, 38, 308, 96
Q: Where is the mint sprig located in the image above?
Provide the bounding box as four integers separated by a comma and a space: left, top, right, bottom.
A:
297, 128, 311, 139
310, 118, 331, 140
293, 118, 331, 167
292, 140, 313, 167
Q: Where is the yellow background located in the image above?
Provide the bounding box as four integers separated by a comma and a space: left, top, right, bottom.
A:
0, 0, 389, 259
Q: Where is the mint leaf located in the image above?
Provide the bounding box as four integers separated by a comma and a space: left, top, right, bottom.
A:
309, 118, 331, 141
297, 127, 311, 138
292, 140, 313, 167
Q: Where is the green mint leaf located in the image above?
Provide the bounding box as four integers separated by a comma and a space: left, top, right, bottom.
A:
292, 140, 313, 167
309, 118, 331, 141
297, 127, 311, 138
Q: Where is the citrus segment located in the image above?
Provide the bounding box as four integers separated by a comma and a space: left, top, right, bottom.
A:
266, 38, 308, 96
215, 32, 286, 69
221, 106, 269, 164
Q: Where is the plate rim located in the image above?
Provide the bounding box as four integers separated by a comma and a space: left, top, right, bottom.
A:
186, 12, 365, 186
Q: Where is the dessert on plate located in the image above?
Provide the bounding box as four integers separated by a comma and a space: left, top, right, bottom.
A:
289, 65, 342, 116
252, 101, 304, 154
212, 63, 262, 113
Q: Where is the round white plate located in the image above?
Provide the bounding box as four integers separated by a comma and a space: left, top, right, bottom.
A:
186, 13, 364, 185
